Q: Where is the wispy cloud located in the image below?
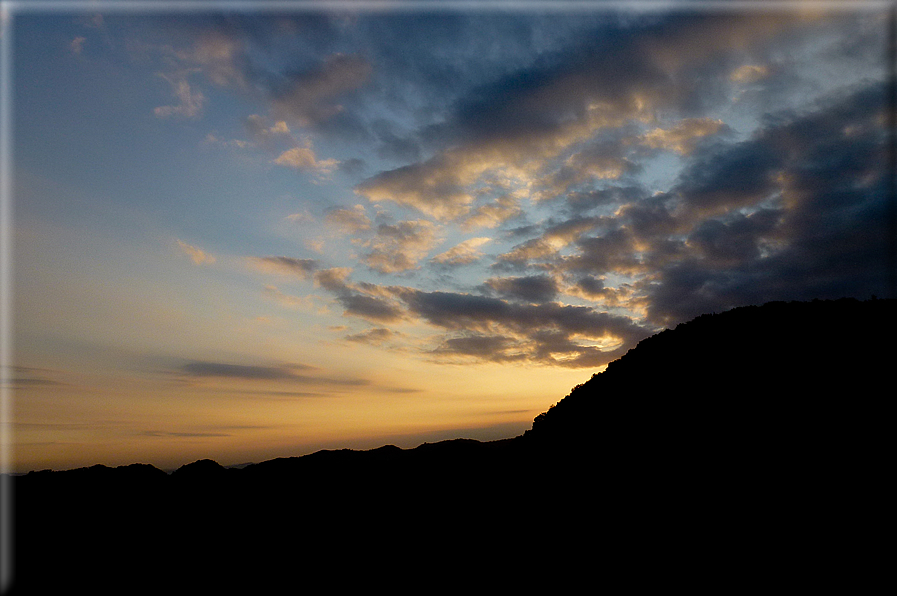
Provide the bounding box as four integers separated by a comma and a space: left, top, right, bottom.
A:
70, 36, 87, 55
274, 143, 339, 176
176, 240, 216, 265
345, 327, 394, 345
154, 71, 206, 119
431, 237, 491, 267
249, 256, 317, 279
261, 285, 322, 312
178, 360, 369, 388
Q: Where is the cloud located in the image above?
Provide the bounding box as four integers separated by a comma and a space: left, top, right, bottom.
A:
432, 334, 524, 363
157, 12, 888, 370
154, 71, 206, 119
637, 118, 730, 155
181, 361, 314, 381
262, 285, 319, 311
345, 327, 394, 345
312, 267, 405, 323
70, 36, 87, 55
338, 292, 405, 323
495, 216, 605, 268
173, 29, 249, 89
203, 133, 253, 150
249, 256, 318, 279
179, 360, 370, 387
284, 210, 315, 224
324, 205, 371, 234
244, 114, 292, 147
641, 80, 891, 325
395, 287, 653, 367
360, 220, 440, 274
354, 150, 483, 220
495, 238, 556, 269
274, 141, 339, 176
351, 10, 817, 226
729, 63, 770, 84
484, 274, 559, 304
313, 267, 354, 292
141, 430, 231, 438
536, 137, 643, 201
672, 140, 782, 217
460, 194, 523, 230
563, 228, 643, 276
2, 365, 67, 388
686, 210, 782, 265
564, 276, 642, 310
431, 237, 491, 267
177, 240, 216, 265
271, 53, 372, 128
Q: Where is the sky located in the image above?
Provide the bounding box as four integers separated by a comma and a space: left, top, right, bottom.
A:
3, 1, 894, 473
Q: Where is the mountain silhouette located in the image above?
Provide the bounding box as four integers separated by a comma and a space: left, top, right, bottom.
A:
5, 298, 893, 593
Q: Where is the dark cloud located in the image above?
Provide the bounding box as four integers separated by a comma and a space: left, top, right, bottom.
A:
345, 327, 394, 345
181, 361, 314, 381
312, 269, 407, 322
687, 209, 782, 265
565, 228, 642, 275
3, 366, 66, 388
673, 138, 782, 216
395, 287, 653, 367
642, 80, 892, 325
484, 275, 559, 303
617, 193, 681, 240
575, 276, 606, 298
398, 290, 510, 331
338, 293, 405, 323
432, 334, 524, 362
313, 267, 353, 293
179, 360, 370, 387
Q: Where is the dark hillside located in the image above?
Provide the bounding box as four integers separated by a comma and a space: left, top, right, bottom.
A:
528, 297, 893, 450
7, 298, 893, 593
519, 297, 894, 590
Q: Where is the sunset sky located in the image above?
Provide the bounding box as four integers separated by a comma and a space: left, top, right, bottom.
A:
3, 1, 893, 473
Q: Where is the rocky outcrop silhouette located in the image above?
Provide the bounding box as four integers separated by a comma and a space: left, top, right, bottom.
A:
6, 298, 893, 593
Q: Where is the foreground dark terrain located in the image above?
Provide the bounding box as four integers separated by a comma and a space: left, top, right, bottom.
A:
6, 298, 894, 593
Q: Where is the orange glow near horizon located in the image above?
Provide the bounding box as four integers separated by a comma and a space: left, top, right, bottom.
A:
10, 360, 588, 473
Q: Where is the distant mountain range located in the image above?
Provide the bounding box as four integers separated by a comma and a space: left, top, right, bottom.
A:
6, 297, 893, 594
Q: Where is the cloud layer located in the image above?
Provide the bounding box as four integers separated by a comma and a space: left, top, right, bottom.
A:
161, 8, 890, 367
